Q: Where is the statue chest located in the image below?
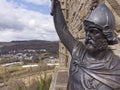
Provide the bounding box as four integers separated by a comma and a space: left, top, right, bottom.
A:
69, 55, 113, 90
70, 60, 101, 90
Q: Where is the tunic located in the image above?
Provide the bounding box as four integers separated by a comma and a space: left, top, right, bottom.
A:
67, 42, 120, 90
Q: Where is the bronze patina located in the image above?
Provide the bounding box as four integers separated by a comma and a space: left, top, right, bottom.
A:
51, 0, 120, 90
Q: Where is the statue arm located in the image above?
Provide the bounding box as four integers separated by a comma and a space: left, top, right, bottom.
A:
51, 0, 77, 53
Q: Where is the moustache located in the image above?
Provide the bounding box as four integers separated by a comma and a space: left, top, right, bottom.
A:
85, 39, 97, 47
85, 38, 108, 50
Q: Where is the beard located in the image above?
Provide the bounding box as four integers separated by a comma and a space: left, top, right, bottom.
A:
85, 38, 108, 53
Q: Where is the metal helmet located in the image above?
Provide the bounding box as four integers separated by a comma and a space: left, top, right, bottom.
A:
83, 3, 118, 45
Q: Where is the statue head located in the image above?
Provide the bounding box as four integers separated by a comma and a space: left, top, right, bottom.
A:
83, 3, 118, 52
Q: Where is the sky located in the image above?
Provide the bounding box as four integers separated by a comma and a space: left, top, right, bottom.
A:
0, 0, 59, 42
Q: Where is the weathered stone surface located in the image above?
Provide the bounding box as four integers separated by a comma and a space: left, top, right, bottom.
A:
49, 68, 69, 90
56, 71, 68, 85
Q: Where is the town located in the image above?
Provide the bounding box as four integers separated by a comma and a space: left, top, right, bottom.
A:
0, 40, 59, 90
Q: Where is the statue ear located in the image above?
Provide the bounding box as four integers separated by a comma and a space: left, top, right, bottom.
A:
102, 25, 118, 45
102, 25, 111, 36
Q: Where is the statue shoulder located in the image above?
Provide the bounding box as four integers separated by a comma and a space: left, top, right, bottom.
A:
72, 41, 86, 58
110, 54, 120, 69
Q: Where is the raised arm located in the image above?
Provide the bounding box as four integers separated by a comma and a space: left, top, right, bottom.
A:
51, 0, 77, 54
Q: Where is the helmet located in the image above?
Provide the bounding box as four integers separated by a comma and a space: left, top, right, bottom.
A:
83, 3, 118, 45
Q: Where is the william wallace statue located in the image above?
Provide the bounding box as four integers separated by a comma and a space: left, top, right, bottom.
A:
51, 0, 120, 90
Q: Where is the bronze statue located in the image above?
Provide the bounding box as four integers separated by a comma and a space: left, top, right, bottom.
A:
51, 0, 120, 90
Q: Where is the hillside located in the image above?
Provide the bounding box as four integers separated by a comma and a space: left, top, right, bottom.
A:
0, 40, 59, 54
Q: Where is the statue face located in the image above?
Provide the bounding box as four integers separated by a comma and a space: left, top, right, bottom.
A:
85, 27, 108, 53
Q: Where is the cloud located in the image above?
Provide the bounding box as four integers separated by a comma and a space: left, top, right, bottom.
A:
0, 0, 58, 42
24, 0, 51, 6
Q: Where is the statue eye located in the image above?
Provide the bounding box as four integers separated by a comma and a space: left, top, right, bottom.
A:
104, 25, 110, 30
91, 30, 99, 35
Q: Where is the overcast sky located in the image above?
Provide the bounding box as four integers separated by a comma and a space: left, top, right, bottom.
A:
0, 0, 59, 42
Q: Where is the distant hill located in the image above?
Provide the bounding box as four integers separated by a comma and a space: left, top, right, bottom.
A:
0, 40, 59, 54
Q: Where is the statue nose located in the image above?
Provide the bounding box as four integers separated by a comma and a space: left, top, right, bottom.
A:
88, 36, 91, 40
87, 33, 92, 40
86, 35, 91, 41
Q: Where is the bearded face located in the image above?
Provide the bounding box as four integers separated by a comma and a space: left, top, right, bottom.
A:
85, 26, 108, 53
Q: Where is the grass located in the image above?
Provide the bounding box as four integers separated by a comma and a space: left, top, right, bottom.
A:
1, 72, 52, 90
0, 61, 55, 90
38, 72, 52, 90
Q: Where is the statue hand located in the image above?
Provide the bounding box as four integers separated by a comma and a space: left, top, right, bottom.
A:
50, 0, 59, 16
